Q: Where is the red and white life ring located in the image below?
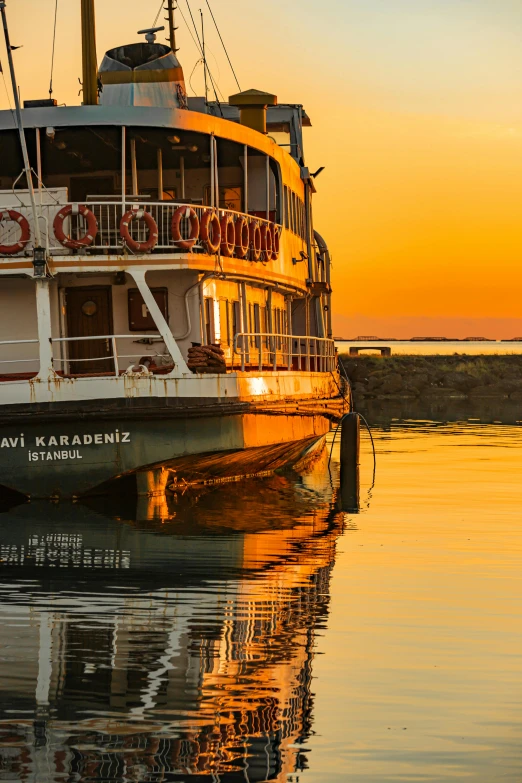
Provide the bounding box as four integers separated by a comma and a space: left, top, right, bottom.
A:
120, 209, 158, 253
260, 223, 273, 263
220, 213, 235, 257
234, 215, 249, 259
0, 209, 31, 255
200, 210, 221, 254
171, 205, 199, 250
249, 220, 261, 261
53, 204, 98, 250
270, 224, 280, 261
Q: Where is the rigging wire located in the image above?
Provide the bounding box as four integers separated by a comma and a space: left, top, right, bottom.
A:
48, 0, 58, 98
152, 0, 164, 28
205, 0, 241, 92
183, 0, 224, 113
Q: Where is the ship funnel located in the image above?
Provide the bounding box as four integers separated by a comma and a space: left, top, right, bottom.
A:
98, 40, 187, 109
229, 89, 277, 135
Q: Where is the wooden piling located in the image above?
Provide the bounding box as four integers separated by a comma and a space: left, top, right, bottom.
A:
340, 413, 360, 512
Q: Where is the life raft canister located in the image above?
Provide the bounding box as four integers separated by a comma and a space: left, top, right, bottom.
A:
200, 210, 221, 254
171, 205, 199, 251
0, 209, 31, 255
120, 208, 159, 253
220, 213, 235, 257
248, 220, 261, 261
53, 204, 98, 250
234, 215, 249, 259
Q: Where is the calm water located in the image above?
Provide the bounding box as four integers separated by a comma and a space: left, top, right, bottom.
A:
336, 339, 522, 355
1, 412, 522, 782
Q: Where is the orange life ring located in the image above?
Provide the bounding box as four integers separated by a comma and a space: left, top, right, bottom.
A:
171, 205, 199, 250
53, 204, 98, 250
200, 210, 221, 254
234, 215, 249, 259
0, 209, 30, 255
120, 209, 158, 253
270, 224, 280, 260
220, 213, 235, 257
249, 220, 261, 261
260, 223, 273, 263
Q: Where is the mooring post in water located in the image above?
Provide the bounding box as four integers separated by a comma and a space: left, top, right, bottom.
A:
340, 413, 360, 512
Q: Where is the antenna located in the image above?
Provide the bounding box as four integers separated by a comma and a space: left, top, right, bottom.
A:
200, 9, 208, 104
137, 25, 165, 44
165, 0, 178, 54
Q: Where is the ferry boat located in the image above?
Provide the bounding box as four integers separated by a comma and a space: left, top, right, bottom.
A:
0, 1, 346, 499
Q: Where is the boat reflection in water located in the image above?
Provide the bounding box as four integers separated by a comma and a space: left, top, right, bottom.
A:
0, 449, 344, 782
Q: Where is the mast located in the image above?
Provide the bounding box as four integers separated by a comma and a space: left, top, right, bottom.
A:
81, 0, 98, 105
166, 0, 178, 54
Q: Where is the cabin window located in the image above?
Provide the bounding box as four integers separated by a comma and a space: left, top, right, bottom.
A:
231, 300, 241, 340
219, 298, 229, 345
291, 192, 297, 234
253, 303, 261, 351
284, 186, 289, 229
128, 288, 168, 331
204, 297, 214, 344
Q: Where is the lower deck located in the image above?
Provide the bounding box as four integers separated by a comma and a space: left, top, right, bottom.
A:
0, 270, 333, 379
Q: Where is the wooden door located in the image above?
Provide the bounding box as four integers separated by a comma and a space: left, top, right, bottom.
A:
65, 287, 114, 375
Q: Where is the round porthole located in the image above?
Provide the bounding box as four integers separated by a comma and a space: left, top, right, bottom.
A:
82, 300, 97, 317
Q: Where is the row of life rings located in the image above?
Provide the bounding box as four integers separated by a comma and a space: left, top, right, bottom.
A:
0, 205, 280, 261
170, 206, 280, 261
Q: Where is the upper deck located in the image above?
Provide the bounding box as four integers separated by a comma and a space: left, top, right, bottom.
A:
0, 102, 316, 293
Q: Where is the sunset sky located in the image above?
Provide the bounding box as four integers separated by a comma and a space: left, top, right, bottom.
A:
1, 0, 521, 337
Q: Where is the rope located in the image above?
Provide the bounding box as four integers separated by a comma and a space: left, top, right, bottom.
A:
49, 0, 58, 98
205, 0, 241, 92
183, 0, 224, 114
152, 0, 164, 28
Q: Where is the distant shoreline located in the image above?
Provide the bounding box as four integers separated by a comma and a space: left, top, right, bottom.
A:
340, 353, 522, 403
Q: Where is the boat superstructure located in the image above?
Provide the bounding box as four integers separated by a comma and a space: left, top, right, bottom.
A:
0, 1, 346, 498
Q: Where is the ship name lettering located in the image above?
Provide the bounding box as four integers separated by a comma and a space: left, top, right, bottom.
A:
31, 432, 131, 447
28, 450, 83, 462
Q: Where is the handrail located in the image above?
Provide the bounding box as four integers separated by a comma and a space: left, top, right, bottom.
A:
0, 334, 171, 377
0, 200, 283, 259
233, 332, 336, 373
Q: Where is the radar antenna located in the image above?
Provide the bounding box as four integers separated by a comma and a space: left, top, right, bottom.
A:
137, 25, 165, 44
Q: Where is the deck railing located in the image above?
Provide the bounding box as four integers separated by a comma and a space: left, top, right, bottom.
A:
0, 332, 336, 378
0, 200, 281, 259
0, 335, 172, 378
233, 333, 336, 373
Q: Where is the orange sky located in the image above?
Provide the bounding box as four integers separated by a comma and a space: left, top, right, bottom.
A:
1, 0, 521, 337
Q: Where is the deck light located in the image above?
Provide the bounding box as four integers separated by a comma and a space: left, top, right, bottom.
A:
32, 246, 47, 278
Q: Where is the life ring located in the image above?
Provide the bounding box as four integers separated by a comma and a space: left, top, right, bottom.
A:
200, 210, 221, 254
120, 209, 158, 253
53, 204, 98, 250
220, 213, 235, 257
249, 220, 261, 261
0, 209, 31, 255
270, 224, 280, 260
234, 215, 249, 259
171, 205, 199, 250
260, 223, 273, 263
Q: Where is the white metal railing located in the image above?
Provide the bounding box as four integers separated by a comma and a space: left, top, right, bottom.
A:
0, 335, 172, 377
0, 200, 282, 259
233, 333, 336, 373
